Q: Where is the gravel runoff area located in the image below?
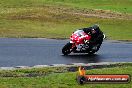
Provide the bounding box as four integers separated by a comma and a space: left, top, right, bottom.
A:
0, 62, 132, 71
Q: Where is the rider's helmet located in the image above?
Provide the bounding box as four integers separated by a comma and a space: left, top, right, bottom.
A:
91, 24, 100, 34
91, 28, 96, 34
92, 24, 99, 29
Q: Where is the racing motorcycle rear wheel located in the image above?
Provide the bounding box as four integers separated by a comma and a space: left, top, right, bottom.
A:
62, 42, 72, 55
88, 43, 101, 55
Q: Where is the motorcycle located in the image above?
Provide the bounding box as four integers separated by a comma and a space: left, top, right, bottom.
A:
62, 30, 105, 55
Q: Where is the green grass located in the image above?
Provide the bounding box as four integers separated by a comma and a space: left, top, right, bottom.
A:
43, 0, 132, 14
0, 63, 132, 88
0, 0, 132, 13
0, 0, 132, 40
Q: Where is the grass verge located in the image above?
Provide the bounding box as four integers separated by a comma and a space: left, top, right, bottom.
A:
0, 0, 132, 40
0, 63, 132, 88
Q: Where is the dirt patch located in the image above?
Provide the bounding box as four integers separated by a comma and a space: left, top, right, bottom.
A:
42, 6, 132, 20
53, 6, 132, 20
5, 5, 132, 21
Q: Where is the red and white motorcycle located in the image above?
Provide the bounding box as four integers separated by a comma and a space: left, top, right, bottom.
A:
62, 30, 105, 55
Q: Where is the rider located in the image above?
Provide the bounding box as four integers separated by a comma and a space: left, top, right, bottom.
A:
80, 24, 104, 50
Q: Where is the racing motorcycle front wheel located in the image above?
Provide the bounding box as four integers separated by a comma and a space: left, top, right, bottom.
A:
62, 42, 72, 55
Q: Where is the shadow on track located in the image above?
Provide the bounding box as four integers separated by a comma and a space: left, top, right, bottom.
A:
61, 53, 101, 63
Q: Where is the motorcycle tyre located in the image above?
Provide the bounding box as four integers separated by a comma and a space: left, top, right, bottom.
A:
62, 42, 72, 55
88, 43, 102, 55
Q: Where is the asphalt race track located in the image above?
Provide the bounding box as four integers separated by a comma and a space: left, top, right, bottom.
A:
0, 38, 132, 67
